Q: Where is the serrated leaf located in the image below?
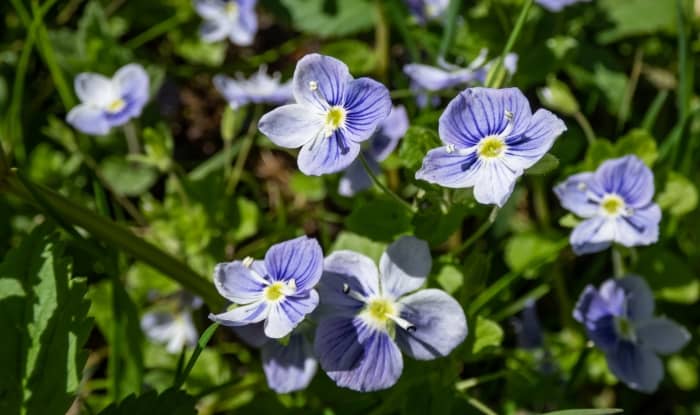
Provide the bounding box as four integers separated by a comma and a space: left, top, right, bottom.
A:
97, 388, 197, 415
399, 126, 441, 171
0, 224, 92, 415
525, 154, 560, 175
472, 316, 503, 354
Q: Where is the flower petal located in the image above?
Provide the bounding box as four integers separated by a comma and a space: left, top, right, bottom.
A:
342, 77, 391, 144
66, 105, 110, 136
368, 105, 409, 161
297, 130, 361, 175
209, 300, 269, 326
614, 204, 661, 248
438, 87, 532, 148
338, 157, 374, 197
213, 260, 266, 304
314, 316, 403, 392
570, 216, 614, 255
258, 104, 324, 149
231, 322, 269, 348
264, 290, 319, 338
293, 54, 352, 111
591, 156, 655, 207
262, 333, 317, 393
113, 63, 149, 109
403, 64, 473, 91
318, 251, 380, 316
415, 147, 481, 188
606, 341, 664, 393
194, 0, 226, 19
263, 236, 323, 290
616, 275, 655, 321
472, 160, 518, 207
636, 317, 691, 355
395, 289, 467, 360
554, 172, 598, 218
74, 73, 114, 106
200, 19, 229, 42
505, 108, 566, 169
379, 236, 431, 299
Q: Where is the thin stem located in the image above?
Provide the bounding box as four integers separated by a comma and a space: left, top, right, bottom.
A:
464, 396, 499, 415
565, 346, 591, 396
485, 0, 534, 88
612, 246, 625, 277
226, 105, 262, 195
641, 89, 669, 131
374, 0, 389, 80
385, 0, 419, 62
123, 122, 141, 154
617, 47, 644, 131
573, 111, 596, 145
174, 323, 220, 389
455, 370, 508, 392
359, 153, 415, 212
125, 13, 186, 49
438, 0, 461, 60
454, 207, 499, 255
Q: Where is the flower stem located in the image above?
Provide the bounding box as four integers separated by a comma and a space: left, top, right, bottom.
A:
485, 0, 534, 89
612, 246, 625, 277
573, 111, 596, 145
226, 105, 262, 195
123, 122, 141, 154
359, 153, 415, 212
454, 206, 499, 255
438, 0, 462, 60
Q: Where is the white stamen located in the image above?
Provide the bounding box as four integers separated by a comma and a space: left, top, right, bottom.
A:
497, 109, 514, 139
309, 80, 318, 91
577, 182, 587, 191
446, 144, 455, 154
242, 256, 255, 268
387, 314, 416, 332
342, 283, 368, 303
288, 279, 297, 291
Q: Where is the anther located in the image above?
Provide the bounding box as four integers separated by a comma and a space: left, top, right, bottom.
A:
577, 182, 587, 191
309, 80, 318, 91
342, 283, 368, 303
242, 256, 254, 268
446, 144, 455, 154
387, 314, 416, 332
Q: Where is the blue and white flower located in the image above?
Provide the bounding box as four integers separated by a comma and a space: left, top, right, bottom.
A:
574, 276, 690, 393
66, 64, 149, 135
536, 0, 591, 12
194, 0, 257, 46
141, 293, 202, 354
234, 323, 318, 393
405, 0, 450, 24
416, 87, 566, 207
554, 155, 661, 255
314, 236, 467, 392
338, 105, 409, 196
258, 54, 392, 176
209, 236, 323, 339
214, 65, 292, 109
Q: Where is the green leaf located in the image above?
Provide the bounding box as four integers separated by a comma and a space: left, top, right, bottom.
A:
132, 124, 174, 172
290, 172, 327, 202
540, 410, 622, 415
229, 197, 261, 242
347, 198, 413, 242
399, 126, 441, 171
169, 31, 226, 67
559, 213, 582, 228
330, 231, 387, 263
280, 0, 375, 38
598, 0, 675, 44
0, 224, 92, 415
525, 154, 560, 175
412, 203, 468, 246
471, 316, 503, 355
321, 40, 377, 74
657, 172, 698, 217
435, 262, 463, 295
504, 233, 563, 277
636, 247, 699, 304
97, 388, 197, 415
101, 156, 159, 196
668, 355, 698, 391
583, 129, 658, 170
537, 77, 579, 116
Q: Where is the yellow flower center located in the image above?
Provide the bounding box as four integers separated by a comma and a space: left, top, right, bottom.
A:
264, 282, 287, 302
477, 136, 506, 159
601, 194, 625, 216
225, 2, 238, 16
325, 106, 346, 132
107, 98, 126, 113
365, 298, 397, 325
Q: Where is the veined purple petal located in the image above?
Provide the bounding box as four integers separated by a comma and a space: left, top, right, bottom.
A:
505, 108, 566, 169
297, 130, 361, 175
369, 105, 409, 161
472, 160, 519, 207
318, 251, 380, 316
403, 64, 475, 91
395, 289, 467, 360
591, 156, 655, 208
262, 333, 317, 393
573, 285, 622, 351
615, 275, 655, 322
314, 316, 403, 392
293, 54, 352, 111
209, 300, 269, 326
554, 172, 598, 218
114, 64, 149, 111
614, 204, 661, 248
636, 318, 691, 355
213, 260, 266, 304
263, 236, 323, 290
264, 290, 319, 338
379, 236, 431, 299
606, 341, 663, 393
66, 105, 110, 135
338, 157, 375, 197
570, 216, 615, 255
342, 77, 392, 144
258, 104, 324, 148
415, 147, 481, 188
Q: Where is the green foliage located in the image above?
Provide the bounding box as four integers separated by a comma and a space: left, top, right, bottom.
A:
471, 316, 503, 355
330, 231, 387, 263
399, 126, 442, 171
321, 40, 377, 74
504, 233, 565, 277
97, 388, 197, 415
598, 0, 676, 43
347, 198, 413, 241
526, 154, 560, 175
101, 156, 159, 196
0, 224, 92, 415
280, 0, 376, 38
657, 172, 699, 217
582, 129, 658, 170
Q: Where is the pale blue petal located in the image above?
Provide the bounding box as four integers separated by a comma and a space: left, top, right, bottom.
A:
314, 316, 403, 392
264, 290, 319, 338
338, 158, 374, 197
297, 130, 361, 175
318, 251, 380, 316
614, 204, 661, 248
415, 147, 481, 188
194, 0, 226, 19
554, 172, 598, 218
379, 236, 431, 299
505, 108, 566, 169
396, 289, 467, 360
263, 236, 323, 290
472, 160, 519, 207
209, 300, 269, 326
200, 19, 229, 42
403, 64, 474, 91
570, 217, 615, 255
293, 54, 351, 111
591, 156, 655, 208
66, 105, 110, 135
606, 341, 663, 393
258, 104, 323, 148
636, 317, 691, 355
213, 260, 266, 303
616, 275, 655, 322
231, 322, 269, 348
74, 73, 112, 105
262, 333, 317, 393
113, 63, 149, 114
369, 105, 409, 161
342, 78, 392, 144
